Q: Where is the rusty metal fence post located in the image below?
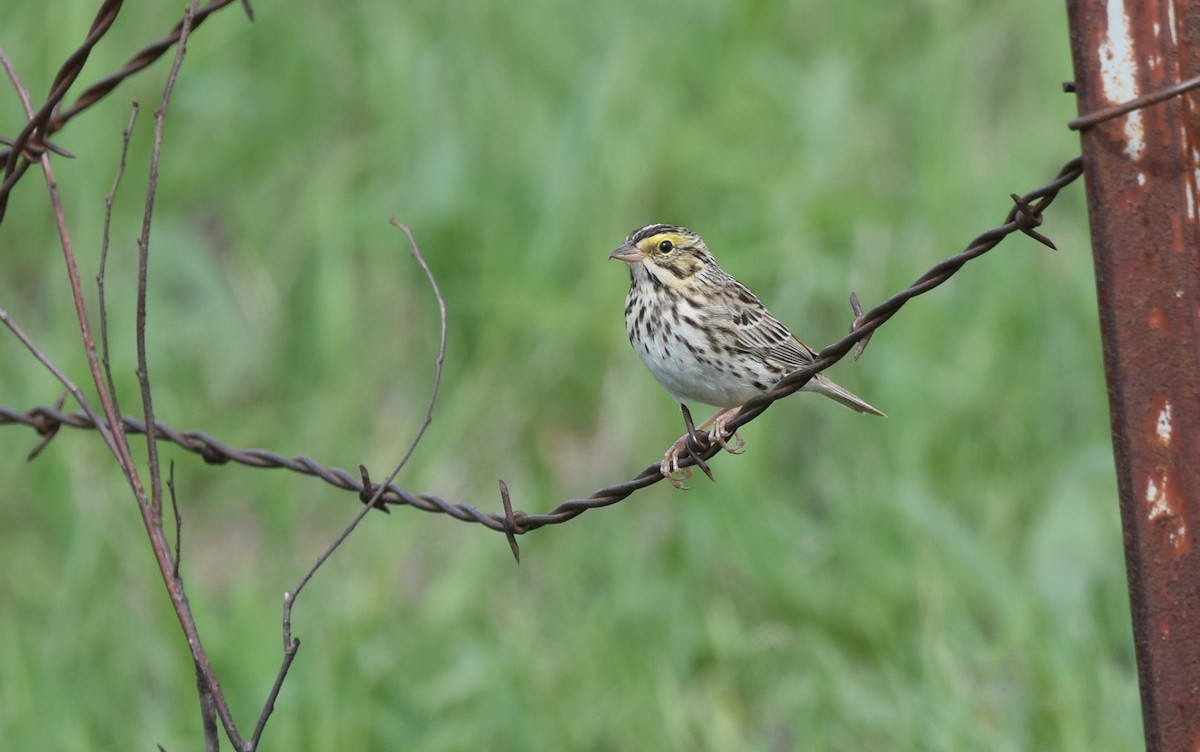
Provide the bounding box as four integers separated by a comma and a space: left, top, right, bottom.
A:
1066, 3, 1200, 749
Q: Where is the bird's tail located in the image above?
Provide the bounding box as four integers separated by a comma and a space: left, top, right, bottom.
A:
805, 373, 885, 417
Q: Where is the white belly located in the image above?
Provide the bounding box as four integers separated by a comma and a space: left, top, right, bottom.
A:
637, 341, 765, 407
627, 292, 772, 408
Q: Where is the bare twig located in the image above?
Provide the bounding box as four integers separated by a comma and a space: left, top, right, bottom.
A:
262, 222, 449, 746
0, 46, 38, 128
195, 659, 220, 752
168, 461, 181, 581
98, 104, 140, 436
386, 220, 449, 475
282, 223, 447, 611
248, 637, 297, 750
1, 36, 132, 474
137, 2, 195, 521
13, 4, 250, 748
0, 313, 106, 436
111, 7, 256, 747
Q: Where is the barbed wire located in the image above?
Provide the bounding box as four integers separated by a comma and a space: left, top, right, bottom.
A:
0, 153, 1084, 539
0, 0, 250, 223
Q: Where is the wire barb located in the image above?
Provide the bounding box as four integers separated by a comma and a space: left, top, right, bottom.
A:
848, 292, 872, 360
25, 391, 67, 461
0, 134, 74, 160
358, 465, 389, 513
679, 404, 715, 483
500, 480, 521, 563
1009, 193, 1057, 250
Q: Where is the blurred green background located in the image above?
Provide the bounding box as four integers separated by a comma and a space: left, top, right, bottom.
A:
0, 1, 1136, 750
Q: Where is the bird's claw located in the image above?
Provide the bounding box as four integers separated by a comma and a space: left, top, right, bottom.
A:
660, 448, 693, 490
709, 410, 745, 455
711, 428, 744, 454
658, 405, 752, 490
661, 426, 722, 489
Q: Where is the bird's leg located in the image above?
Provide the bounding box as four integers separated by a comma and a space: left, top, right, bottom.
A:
660, 404, 714, 489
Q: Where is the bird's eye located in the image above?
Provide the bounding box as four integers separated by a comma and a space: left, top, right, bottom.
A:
657, 240, 674, 253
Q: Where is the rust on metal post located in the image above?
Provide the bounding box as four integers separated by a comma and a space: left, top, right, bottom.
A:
1066, 2, 1200, 750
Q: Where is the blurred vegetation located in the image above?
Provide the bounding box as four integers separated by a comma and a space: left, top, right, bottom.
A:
0, 1, 1136, 750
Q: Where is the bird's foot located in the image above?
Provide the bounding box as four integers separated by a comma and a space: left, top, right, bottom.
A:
659, 411, 720, 489
660, 439, 695, 490
708, 408, 745, 455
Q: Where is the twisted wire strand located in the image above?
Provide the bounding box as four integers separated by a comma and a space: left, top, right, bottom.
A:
0, 0, 247, 221
0, 155, 1084, 536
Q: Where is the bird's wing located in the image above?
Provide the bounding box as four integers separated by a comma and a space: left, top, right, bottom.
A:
720, 279, 817, 370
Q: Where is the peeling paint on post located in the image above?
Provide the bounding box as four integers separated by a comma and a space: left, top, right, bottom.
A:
1066, 2, 1200, 750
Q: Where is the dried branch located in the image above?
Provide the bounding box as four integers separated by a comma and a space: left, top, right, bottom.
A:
103, 6, 257, 748
98, 104, 140, 421
261, 221, 449, 749
0, 43, 125, 464
5, 4, 258, 748
281, 222, 448, 623
136, 0, 196, 522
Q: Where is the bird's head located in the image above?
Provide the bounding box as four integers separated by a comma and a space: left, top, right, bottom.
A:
609, 224, 716, 287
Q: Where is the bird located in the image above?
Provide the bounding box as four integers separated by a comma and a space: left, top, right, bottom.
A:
610, 223, 883, 488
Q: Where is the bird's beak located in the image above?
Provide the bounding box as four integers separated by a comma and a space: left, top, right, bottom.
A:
609, 243, 641, 263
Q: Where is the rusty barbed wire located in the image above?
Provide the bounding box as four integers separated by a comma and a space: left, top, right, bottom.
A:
0, 0, 250, 223
0, 154, 1085, 537
1068, 70, 1200, 131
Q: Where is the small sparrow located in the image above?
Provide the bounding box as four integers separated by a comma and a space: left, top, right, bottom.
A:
611, 223, 883, 487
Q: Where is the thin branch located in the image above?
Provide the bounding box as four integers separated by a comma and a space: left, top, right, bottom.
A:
137, 2, 194, 522
98, 104, 141, 430
168, 461, 181, 581
8, 4, 249, 748
40, 128, 132, 471
0, 45, 38, 120
259, 222, 449, 748
387, 220, 449, 474
195, 659, 220, 752
0, 51, 126, 464
281, 224, 448, 617
113, 6, 253, 748
0, 312, 107, 436
248, 637, 297, 749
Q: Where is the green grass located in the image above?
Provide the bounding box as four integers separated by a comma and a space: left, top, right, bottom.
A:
0, 1, 1138, 750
